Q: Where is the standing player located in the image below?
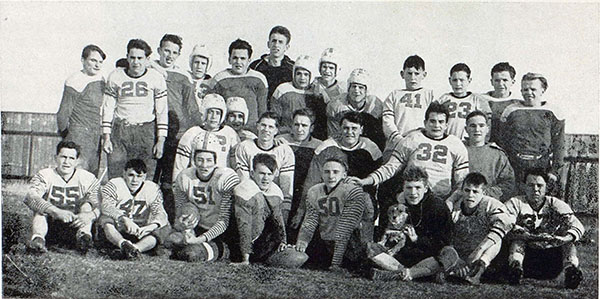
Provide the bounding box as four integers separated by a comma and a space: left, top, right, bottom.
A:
102, 39, 168, 180
57, 45, 106, 175
382, 55, 435, 145
437, 63, 491, 141
295, 157, 370, 273
24, 141, 100, 254
100, 159, 169, 259
312, 48, 345, 104
249, 25, 295, 101
209, 39, 268, 128
188, 44, 213, 108
270, 55, 327, 140
235, 112, 295, 222
169, 144, 241, 262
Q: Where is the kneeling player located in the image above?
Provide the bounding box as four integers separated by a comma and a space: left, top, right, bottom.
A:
295, 157, 370, 273
169, 143, 241, 262
233, 154, 307, 267
24, 141, 100, 254
99, 159, 169, 259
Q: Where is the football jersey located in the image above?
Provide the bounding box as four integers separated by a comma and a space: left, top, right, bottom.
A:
313, 77, 346, 105
173, 125, 240, 182
102, 68, 168, 137
481, 91, 521, 148
25, 168, 100, 214
467, 143, 515, 201
369, 129, 469, 198
438, 92, 492, 141
57, 71, 105, 132
173, 167, 240, 240
326, 93, 384, 149
100, 177, 168, 228
382, 88, 435, 140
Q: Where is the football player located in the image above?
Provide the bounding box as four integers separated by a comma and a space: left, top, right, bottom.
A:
188, 44, 213, 108
56, 45, 106, 175
225, 96, 257, 142
102, 39, 168, 181
99, 159, 169, 259
169, 143, 241, 262
25, 141, 100, 254
504, 169, 584, 289
437, 63, 492, 141
312, 48, 345, 105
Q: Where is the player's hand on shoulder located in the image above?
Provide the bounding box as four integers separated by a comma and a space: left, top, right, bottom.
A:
344, 176, 363, 186
273, 136, 288, 147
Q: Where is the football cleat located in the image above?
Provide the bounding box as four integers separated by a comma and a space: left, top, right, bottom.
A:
371, 268, 403, 281
265, 247, 309, 268
121, 241, 141, 260
76, 233, 94, 254
27, 236, 48, 254
507, 262, 523, 285
564, 265, 583, 289
437, 246, 459, 272
465, 260, 486, 286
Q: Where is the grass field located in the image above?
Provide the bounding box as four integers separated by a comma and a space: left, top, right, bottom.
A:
2, 180, 598, 298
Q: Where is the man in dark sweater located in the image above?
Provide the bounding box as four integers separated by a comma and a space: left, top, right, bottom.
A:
249, 25, 295, 103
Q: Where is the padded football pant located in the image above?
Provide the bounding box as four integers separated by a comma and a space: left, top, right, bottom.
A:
107, 121, 157, 181
508, 240, 579, 279
64, 125, 101, 176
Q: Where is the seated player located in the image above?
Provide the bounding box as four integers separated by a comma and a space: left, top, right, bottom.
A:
270, 55, 327, 140
326, 68, 385, 150
369, 167, 455, 282
437, 63, 491, 141
295, 157, 371, 273
504, 168, 585, 289
173, 93, 239, 181
99, 159, 169, 259
169, 143, 241, 262
312, 48, 345, 104
444, 172, 515, 285
24, 141, 100, 254
233, 154, 307, 267
226, 96, 257, 142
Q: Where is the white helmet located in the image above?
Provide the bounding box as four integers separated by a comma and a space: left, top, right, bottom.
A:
319, 48, 339, 71
200, 94, 227, 125
293, 55, 317, 80
192, 133, 224, 162
347, 68, 370, 89
189, 44, 213, 73
225, 97, 249, 125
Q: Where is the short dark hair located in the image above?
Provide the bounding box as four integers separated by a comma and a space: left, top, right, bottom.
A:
403, 166, 429, 184
125, 159, 147, 174
253, 153, 278, 173
324, 156, 348, 172
127, 39, 152, 57
425, 102, 449, 122
159, 34, 183, 50
491, 62, 516, 79
463, 172, 488, 187
466, 110, 489, 123
115, 58, 129, 68
228, 39, 252, 58
524, 168, 550, 184
340, 111, 364, 127
450, 63, 471, 78
293, 108, 316, 125
522, 72, 548, 92
258, 111, 281, 128
269, 25, 291, 44
81, 44, 106, 60
403, 55, 425, 71
56, 140, 80, 158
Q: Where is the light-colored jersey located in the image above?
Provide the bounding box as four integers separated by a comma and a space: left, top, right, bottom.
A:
382, 88, 435, 140
173, 167, 240, 241
101, 178, 168, 228
102, 68, 168, 137
270, 82, 312, 133
438, 92, 492, 141
313, 77, 345, 105
173, 125, 240, 182
25, 168, 100, 214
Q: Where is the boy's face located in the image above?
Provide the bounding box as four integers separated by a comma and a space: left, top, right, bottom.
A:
490, 71, 514, 96
465, 115, 488, 145
226, 111, 245, 131
401, 67, 426, 90
251, 163, 275, 191
524, 174, 547, 207
123, 168, 147, 192
158, 41, 181, 69
56, 148, 78, 176
294, 68, 311, 89
424, 112, 448, 139
257, 118, 278, 143
403, 180, 427, 205
193, 151, 217, 179
521, 79, 545, 105
319, 62, 337, 81
267, 33, 289, 59
322, 161, 347, 189
204, 108, 222, 130
292, 115, 313, 142
126, 48, 149, 76
348, 83, 367, 103
229, 49, 250, 75
81, 50, 104, 76
191, 56, 209, 80
462, 183, 485, 209
341, 119, 363, 147
449, 71, 471, 96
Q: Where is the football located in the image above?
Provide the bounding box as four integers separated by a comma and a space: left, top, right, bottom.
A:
265, 247, 309, 268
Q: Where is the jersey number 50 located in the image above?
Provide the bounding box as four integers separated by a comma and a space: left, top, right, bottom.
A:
318, 197, 341, 216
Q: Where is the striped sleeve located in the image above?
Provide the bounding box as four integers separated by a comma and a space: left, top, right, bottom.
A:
552, 198, 585, 241
101, 78, 118, 135
296, 205, 319, 246
24, 173, 53, 214
451, 142, 469, 191
203, 195, 232, 241
382, 91, 400, 140
173, 174, 189, 218
173, 129, 195, 183
83, 175, 101, 209
100, 182, 125, 220
147, 188, 168, 228
278, 146, 296, 210
154, 76, 169, 137
331, 188, 366, 266
485, 200, 515, 244
220, 171, 241, 196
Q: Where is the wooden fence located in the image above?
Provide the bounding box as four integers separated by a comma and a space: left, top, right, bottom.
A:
2, 111, 598, 213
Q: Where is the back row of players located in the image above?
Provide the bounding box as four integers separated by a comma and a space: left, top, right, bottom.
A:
29, 26, 581, 288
